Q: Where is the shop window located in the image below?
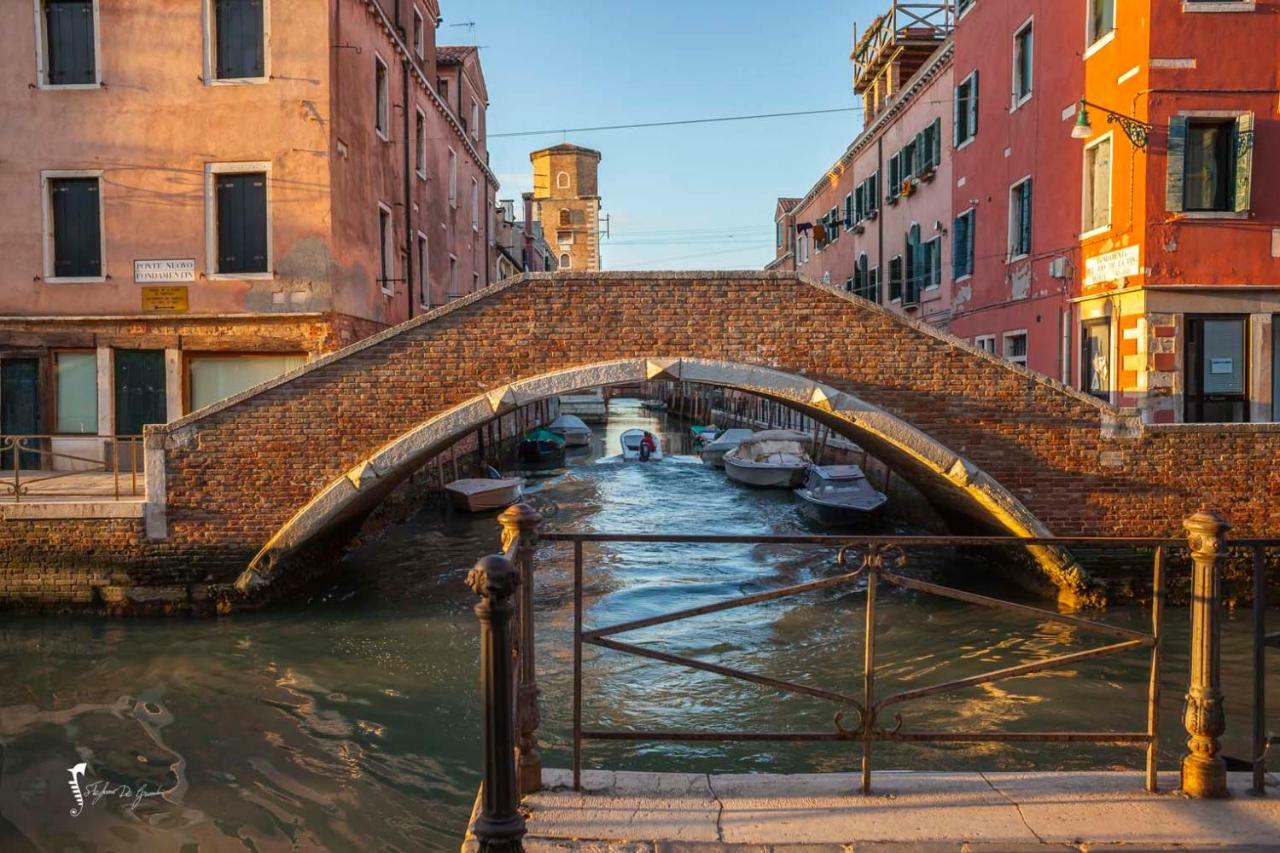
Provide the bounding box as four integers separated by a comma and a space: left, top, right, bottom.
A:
1081, 321, 1111, 401
1185, 316, 1248, 423
1003, 331, 1028, 366
1012, 21, 1033, 105
47, 175, 102, 279
41, 0, 98, 86
211, 0, 265, 80
1082, 135, 1112, 233
214, 171, 268, 274
188, 354, 305, 412
114, 350, 166, 435
55, 351, 97, 434
1168, 116, 1255, 213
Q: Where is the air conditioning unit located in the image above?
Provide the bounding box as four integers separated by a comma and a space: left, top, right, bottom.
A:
1048, 257, 1070, 279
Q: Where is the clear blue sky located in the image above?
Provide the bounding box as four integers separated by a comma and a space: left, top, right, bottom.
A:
450, 1, 883, 270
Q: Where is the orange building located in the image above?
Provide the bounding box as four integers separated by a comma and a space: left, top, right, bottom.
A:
0, 0, 497, 458
1073, 0, 1280, 423
530, 144, 603, 272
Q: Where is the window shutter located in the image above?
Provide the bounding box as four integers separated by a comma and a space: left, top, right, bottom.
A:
952, 215, 964, 277
46, 1, 96, 85
932, 239, 942, 287
1165, 116, 1188, 213
932, 117, 942, 165
217, 173, 268, 274
966, 210, 976, 275
970, 71, 979, 137
1233, 113, 1254, 213
953, 84, 961, 146
51, 178, 101, 277
870, 171, 878, 210
1019, 182, 1033, 255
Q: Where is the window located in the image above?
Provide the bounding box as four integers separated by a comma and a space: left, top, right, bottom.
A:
924, 236, 942, 289
776, 220, 784, 248
954, 71, 979, 146
888, 255, 904, 301
918, 118, 942, 171
556, 171, 570, 190
1003, 331, 1028, 365
1081, 320, 1111, 401
900, 140, 916, 180
557, 230, 573, 245
448, 148, 458, 207
415, 108, 427, 177
437, 77, 448, 100
448, 255, 459, 296
188, 354, 305, 412
40, 0, 98, 86
1009, 178, 1033, 258
888, 153, 901, 198
473, 272, 480, 292
470, 99, 480, 140
55, 351, 96, 434
1082, 135, 1112, 234
210, 0, 266, 81
1185, 316, 1248, 423
1088, 0, 1115, 48
953, 208, 975, 279
378, 204, 394, 293
471, 178, 480, 231
212, 170, 268, 274
559, 252, 571, 269
1167, 116, 1254, 213
957, 0, 975, 16
412, 7, 425, 59
45, 175, 102, 280
1012, 21, 1033, 105
903, 224, 924, 304
417, 232, 429, 307
560, 208, 571, 227
844, 193, 854, 228
975, 335, 997, 354
374, 55, 390, 138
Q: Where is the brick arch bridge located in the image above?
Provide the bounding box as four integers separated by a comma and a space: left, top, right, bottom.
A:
137, 272, 1276, 606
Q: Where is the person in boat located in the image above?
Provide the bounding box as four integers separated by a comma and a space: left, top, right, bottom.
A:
639, 432, 656, 461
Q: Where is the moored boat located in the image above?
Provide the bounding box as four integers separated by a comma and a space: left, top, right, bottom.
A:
690, 425, 718, 446
723, 430, 812, 488
620, 428, 663, 461
445, 474, 525, 512
517, 428, 566, 468
794, 465, 887, 527
640, 399, 668, 412
548, 414, 593, 446
699, 428, 754, 468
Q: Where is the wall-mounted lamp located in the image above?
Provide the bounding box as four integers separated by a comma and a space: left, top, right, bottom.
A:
1072, 99, 1152, 150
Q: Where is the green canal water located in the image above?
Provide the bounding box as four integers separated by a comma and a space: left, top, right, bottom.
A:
0, 400, 1275, 850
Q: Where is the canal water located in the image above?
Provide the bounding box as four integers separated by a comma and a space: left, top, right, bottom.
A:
0, 399, 1275, 850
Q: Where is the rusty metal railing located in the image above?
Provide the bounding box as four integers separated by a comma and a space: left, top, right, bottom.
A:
0, 434, 143, 502
1251, 543, 1278, 794
551, 532, 1182, 795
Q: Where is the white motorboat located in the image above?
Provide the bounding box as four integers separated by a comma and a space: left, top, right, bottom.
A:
445, 475, 525, 512
794, 465, 887, 527
699, 428, 754, 468
620, 428, 663, 461
548, 414, 593, 446
723, 430, 812, 488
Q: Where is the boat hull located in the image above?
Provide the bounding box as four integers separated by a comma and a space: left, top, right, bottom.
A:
445, 480, 524, 513
700, 447, 730, 468
552, 430, 591, 447
723, 456, 807, 488
794, 491, 887, 528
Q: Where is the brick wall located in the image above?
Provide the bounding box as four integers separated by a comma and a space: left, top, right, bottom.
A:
5, 272, 1279, 608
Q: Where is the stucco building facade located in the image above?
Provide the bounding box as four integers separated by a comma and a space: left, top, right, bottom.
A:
530, 143, 603, 272
0, 0, 498, 462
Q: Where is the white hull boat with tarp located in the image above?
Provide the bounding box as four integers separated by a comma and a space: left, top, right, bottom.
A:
620, 429, 663, 461
723, 430, 812, 488
699, 428, 755, 468
445, 476, 525, 512
548, 414, 593, 446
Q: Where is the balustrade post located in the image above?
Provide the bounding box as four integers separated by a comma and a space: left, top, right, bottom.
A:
1182, 510, 1230, 798
467, 554, 526, 851
500, 502, 544, 795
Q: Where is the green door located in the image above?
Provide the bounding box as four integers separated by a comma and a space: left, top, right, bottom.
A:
1, 359, 41, 468
114, 350, 167, 436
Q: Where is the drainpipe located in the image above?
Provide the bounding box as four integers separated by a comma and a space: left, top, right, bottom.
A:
876, 135, 884, 302
395, 0, 414, 319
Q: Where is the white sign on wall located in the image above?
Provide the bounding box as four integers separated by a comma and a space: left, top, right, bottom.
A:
1084, 245, 1140, 287
134, 259, 195, 283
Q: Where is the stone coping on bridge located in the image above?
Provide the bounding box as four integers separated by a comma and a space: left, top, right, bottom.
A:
463, 769, 1280, 850
0, 500, 144, 520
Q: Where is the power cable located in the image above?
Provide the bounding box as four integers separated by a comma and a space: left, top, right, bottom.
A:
490, 107, 859, 139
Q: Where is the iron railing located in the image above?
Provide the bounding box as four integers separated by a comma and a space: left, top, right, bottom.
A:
1251, 543, 1278, 794
0, 434, 143, 502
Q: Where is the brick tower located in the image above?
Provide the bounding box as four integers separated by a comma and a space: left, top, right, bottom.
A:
530, 143, 602, 272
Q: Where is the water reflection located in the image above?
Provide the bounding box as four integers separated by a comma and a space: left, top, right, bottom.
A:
0, 399, 1274, 850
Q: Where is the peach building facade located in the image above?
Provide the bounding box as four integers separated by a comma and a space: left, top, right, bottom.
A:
0, 0, 498, 460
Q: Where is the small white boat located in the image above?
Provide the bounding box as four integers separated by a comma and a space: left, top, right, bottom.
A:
620, 429, 663, 461
794, 465, 888, 528
548, 414, 592, 447
640, 399, 668, 412
445, 475, 525, 512
723, 430, 812, 488
699, 428, 754, 468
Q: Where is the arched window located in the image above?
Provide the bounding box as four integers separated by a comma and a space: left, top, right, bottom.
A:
556, 171, 570, 190
559, 252, 571, 270
559, 208, 571, 226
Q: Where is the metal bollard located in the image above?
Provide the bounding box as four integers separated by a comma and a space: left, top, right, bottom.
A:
468, 554, 527, 850
1181, 510, 1230, 798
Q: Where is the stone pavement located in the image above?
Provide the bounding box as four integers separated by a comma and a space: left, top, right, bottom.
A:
468, 769, 1280, 850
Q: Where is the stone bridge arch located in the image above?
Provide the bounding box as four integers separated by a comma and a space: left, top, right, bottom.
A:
141, 272, 1279, 608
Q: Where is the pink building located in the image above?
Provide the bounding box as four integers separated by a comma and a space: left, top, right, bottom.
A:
776, 8, 955, 330
0, 0, 497, 456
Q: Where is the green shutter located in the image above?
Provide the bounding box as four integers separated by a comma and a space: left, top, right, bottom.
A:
970, 71, 979, 137
1233, 113, 1254, 213
932, 117, 942, 165
1165, 116, 1188, 213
